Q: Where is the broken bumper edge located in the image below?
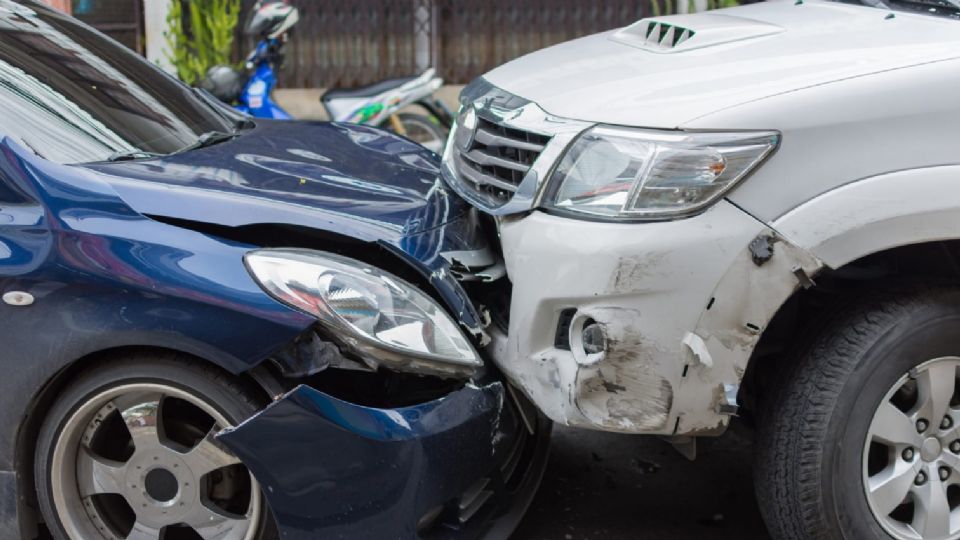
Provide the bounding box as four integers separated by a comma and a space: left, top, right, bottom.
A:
217, 380, 550, 540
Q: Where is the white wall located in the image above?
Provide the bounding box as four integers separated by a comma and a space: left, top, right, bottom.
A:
144, 0, 175, 74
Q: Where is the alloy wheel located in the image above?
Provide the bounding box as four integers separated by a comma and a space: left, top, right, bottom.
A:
864, 357, 960, 540
50, 383, 261, 540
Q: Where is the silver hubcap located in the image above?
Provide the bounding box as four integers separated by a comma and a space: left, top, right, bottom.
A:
51, 384, 261, 540
864, 357, 960, 540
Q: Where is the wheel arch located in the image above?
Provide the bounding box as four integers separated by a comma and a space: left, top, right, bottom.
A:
739, 240, 960, 421
771, 165, 960, 270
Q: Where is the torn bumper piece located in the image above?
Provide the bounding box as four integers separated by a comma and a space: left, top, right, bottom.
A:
217, 380, 549, 539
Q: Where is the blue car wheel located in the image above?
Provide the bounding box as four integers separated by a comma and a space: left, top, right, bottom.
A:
33, 353, 277, 540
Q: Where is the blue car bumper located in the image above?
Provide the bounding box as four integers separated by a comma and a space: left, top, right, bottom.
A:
217, 378, 549, 539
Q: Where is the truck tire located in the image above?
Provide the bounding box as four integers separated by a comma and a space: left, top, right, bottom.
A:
756, 285, 960, 540
34, 352, 277, 540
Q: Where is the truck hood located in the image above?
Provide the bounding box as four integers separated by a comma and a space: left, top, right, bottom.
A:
82, 120, 466, 243
483, 0, 960, 127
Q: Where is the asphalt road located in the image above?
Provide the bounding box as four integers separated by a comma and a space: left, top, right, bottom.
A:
513, 422, 772, 540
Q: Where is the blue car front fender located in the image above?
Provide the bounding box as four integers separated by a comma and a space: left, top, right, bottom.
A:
0, 139, 316, 471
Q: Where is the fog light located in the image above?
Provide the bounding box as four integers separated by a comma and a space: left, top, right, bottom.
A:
581, 320, 606, 355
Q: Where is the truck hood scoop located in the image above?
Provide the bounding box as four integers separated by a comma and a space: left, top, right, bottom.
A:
612, 14, 784, 53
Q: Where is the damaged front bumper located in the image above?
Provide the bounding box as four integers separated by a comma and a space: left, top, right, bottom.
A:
492, 200, 821, 436
217, 377, 549, 539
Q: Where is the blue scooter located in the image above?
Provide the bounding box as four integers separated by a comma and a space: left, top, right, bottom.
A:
235, 38, 291, 120
201, 2, 452, 152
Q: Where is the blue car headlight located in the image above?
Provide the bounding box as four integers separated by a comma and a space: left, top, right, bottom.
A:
245, 248, 482, 378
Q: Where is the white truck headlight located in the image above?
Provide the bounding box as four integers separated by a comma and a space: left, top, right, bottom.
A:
245, 249, 481, 377
544, 126, 779, 219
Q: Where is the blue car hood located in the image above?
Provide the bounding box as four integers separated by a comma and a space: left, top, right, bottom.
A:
82, 120, 467, 242
80, 121, 488, 331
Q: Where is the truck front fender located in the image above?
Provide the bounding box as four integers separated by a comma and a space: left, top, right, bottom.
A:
679, 165, 960, 434
771, 165, 960, 269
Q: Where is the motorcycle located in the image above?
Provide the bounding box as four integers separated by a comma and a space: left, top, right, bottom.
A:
201, 1, 453, 153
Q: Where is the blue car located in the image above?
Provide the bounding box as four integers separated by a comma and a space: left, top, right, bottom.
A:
0, 2, 548, 539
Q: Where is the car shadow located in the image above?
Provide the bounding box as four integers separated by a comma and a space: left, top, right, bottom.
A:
513, 421, 771, 540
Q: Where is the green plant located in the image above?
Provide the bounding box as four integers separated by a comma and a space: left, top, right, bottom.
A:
164, 0, 241, 85
652, 0, 739, 14
650, 0, 674, 16
709, 0, 742, 8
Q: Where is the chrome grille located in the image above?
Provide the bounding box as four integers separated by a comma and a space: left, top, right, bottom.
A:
442, 79, 591, 215
450, 114, 551, 207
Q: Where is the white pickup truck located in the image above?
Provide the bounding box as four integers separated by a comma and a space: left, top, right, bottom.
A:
441, 1, 960, 539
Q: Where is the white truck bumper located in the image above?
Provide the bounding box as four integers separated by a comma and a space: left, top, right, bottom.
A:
489, 200, 822, 435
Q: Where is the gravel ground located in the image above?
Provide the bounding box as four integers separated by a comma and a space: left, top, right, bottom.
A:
513, 422, 772, 540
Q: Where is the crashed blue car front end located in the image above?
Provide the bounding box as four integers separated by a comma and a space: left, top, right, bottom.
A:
0, 3, 547, 539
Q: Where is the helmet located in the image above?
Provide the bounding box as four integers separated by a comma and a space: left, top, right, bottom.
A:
199, 65, 247, 103
244, 1, 299, 39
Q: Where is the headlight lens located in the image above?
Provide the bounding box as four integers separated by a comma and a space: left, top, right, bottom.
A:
245, 249, 481, 376
544, 126, 779, 219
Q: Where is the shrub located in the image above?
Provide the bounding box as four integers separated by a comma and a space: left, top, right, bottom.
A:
164, 0, 241, 85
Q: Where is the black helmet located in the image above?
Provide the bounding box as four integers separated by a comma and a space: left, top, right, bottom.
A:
244, 1, 299, 39
199, 65, 247, 103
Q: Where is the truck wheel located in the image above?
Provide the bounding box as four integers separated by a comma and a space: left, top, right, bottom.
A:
34, 353, 277, 540
756, 285, 960, 540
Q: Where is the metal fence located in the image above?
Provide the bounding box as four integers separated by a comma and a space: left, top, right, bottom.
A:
433, 1, 653, 84
238, 0, 657, 88
237, 0, 424, 88
72, 0, 145, 53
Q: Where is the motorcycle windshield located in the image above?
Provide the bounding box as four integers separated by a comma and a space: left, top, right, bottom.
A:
0, 1, 234, 164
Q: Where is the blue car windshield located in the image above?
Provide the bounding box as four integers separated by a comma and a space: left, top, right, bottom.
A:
836, 0, 960, 18
0, 1, 235, 164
